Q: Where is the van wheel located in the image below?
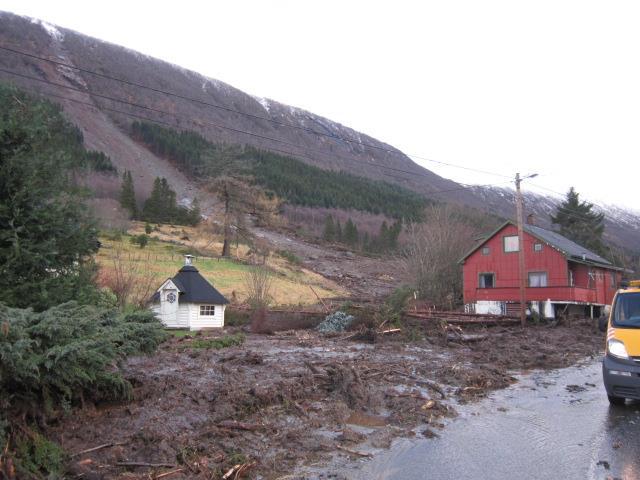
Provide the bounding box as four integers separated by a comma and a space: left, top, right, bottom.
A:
608, 395, 626, 406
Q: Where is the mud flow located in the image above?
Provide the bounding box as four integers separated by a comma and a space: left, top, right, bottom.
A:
50, 320, 603, 479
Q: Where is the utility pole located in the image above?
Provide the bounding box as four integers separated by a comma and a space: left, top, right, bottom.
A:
515, 173, 527, 328
515, 172, 538, 328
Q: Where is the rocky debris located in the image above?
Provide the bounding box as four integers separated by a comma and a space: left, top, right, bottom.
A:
45, 319, 604, 479
316, 311, 355, 333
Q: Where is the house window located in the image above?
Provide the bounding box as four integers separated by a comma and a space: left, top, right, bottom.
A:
533, 243, 543, 252
482, 246, 490, 255
503, 235, 519, 253
479, 273, 495, 288
528, 272, 548, 287
200, 305, 215, 316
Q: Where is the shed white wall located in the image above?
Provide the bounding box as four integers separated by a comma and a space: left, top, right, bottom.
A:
152, 302, 225, 330
152, 302, 190, 328
189, 304, 225, 330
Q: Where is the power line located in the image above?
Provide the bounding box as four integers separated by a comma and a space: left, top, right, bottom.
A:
5, 83, 508, 199
0, 61, 615, 227
0, 66, 511, 197
0, 44, 512, 180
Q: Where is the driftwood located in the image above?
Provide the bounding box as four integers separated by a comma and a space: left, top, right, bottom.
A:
222, 461, 256, 479
336, 445, 373, 458
71, 441, 127, 458
446, 333, 489, 343
116, 461, 176, 468
380, 328, 401, 334
217, 420, 262, 431
393, 370, 446, 399
155, 468, 184, 479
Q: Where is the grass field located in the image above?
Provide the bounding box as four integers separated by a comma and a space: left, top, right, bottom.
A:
96, 222, 345, 306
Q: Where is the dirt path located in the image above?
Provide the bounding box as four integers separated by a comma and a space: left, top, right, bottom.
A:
252, 226, 409, 298
50, 319, 604, 479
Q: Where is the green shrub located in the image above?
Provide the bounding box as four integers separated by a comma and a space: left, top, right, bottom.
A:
130, 233, 149, 248
0, 302, 168, 477
0, 302, 167, 423
276, 249, 302, 265
14, 431, 66, 478
144, 222, 153, 234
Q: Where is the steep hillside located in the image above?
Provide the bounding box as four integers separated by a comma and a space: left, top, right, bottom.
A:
0, 12, 471, 201
0, 11, 638, 251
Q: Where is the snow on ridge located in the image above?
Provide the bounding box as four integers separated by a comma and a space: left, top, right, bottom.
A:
252, 96, 271, 113
30, 17, 64, 42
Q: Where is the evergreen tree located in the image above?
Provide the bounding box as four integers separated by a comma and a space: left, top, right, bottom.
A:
323, 215, 336, 241
344, 218, 359, 246
119, 170, 137, 219
379, 221, 390, 250
551, 187, 606, 255
335, 220, 343, 242
0, 84, 100, 310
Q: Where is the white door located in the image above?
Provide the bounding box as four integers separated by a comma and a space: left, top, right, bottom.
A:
160, 289, 179, 326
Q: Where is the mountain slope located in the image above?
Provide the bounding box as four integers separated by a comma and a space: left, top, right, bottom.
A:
0, 11, 638, 251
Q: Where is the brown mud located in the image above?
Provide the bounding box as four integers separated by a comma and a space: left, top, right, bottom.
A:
49, 319, 604, 479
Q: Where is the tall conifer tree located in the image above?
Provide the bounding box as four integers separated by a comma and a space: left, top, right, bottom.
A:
551, 187, 606, 255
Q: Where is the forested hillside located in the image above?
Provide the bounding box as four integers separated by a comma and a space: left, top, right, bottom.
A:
131, 121, 428, 220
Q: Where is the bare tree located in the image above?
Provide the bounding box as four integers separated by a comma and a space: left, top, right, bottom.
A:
401, 205, 480, 308
98, 249, 159, 309
242, 264, 274, 310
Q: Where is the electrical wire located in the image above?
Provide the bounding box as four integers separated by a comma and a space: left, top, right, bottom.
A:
0, 44, 513, 179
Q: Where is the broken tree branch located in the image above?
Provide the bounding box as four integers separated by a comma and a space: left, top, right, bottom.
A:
116, 462, 176, 468
336, 445, 373, 458
71, 441, 127, 458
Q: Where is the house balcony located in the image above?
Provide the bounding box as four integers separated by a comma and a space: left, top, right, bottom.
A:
474, 285, 599, 304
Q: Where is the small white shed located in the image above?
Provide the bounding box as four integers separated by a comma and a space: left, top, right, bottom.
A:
151, 255, 229, 330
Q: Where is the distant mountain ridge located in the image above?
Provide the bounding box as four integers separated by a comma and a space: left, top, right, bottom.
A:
0, 11, 638, 251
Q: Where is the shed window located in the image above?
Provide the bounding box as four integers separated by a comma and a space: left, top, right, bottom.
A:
481, 246, 490, 255
533, 243, 543, 252
479, 273, 495, 288
503, 235, 519, 252
528, 272, 548, 287
200, 305, 215, 316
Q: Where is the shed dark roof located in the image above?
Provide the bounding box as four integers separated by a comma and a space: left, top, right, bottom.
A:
152, 265, 229, 304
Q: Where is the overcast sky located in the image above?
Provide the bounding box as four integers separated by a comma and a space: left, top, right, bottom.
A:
2, 0, 639, 209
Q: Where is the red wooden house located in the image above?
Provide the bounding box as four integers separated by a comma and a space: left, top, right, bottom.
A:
459, 219, 623, 319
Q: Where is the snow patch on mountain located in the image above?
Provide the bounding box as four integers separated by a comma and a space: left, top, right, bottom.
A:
253, 96, 271, 113
31, 18, 64, 42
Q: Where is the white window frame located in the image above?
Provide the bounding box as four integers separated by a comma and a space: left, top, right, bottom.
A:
503, 235, 519, 253
533, 243, 543, 252
481, 246, 490, 255
528, 272, 548, 287
479, 272, 495, 288
200, 305, 216, 316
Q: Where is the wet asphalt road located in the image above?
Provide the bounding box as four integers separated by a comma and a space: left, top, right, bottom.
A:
339, 359, 640, 480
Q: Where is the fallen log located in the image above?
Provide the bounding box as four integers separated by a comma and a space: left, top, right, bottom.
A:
71, 441, 127, 458
446, 333, 489, 343
217, 420, 262, 431
336, 445, 373, 458
116, 462, 176, 468
155, 468, 184, 479
379, 328, 401, 334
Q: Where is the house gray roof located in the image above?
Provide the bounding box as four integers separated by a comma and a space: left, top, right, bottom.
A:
522, 223, 612, 266
152, 265, 229, 304
459, 220, 620, 270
